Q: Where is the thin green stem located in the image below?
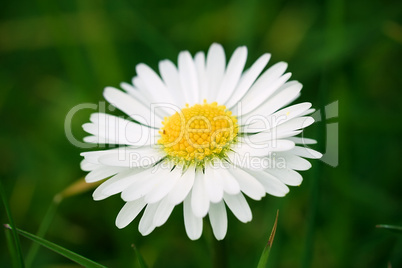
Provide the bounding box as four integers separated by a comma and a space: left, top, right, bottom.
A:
257, 210, 279, 268
25, 197, 60, 268
5, 229, 19, 268
0, 179, 25, 267
5, 224, 106, 268
131, 244, 148, 268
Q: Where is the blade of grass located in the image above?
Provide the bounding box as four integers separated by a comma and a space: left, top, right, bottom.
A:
25, 198, 59, 268
0, 179, 25, 267
5, 229, 19, 268
131, 244, 148, 268
376, 224, 402, 234
257, 210, 279, 268
25, 178, 100, 267
4, 224, 106, 268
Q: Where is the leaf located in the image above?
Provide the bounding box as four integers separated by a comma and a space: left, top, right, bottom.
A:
376, 224, 402, 234
4, 229, 20, 268
26, 177, 101, 268
131, 244, 148, 268
4, 224, 107, 268
257, 210, 279, 268
25, 200, 59, 268
0, 179, 25, 267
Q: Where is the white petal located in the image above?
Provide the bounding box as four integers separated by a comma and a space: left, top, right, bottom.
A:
121, 167, 169, 202
300, 108, 316, 116
208, 201, 227, 240
277, 153, 312, 170
159, 59, 185, 107
144, 167, 182, 204
236, 140, 296, 157
92, 169, 141, 200
153, 198, 175, 227
103, 87, 161, 127
167, 167, 196, 205
240, 128, 303, 145
81, 148, 121, 165
130, 77, 173, 119
194, 52, 208, 102
287, 137, 317, 145
82, 135, 154, 147
138, 202, 159, 236
265, 168, 303, 186
115, 198, 146, 229
131, 76, 157, 106
226, 53, 271, 108
83, 113, 154, 146
241, 130, 302, 145
178, 51, 199, 104
206, 43, 225, 100
120, 82, 150, 108
100, 168, 148, 197
92, 187, 110, 201
191, 172, 210, 218
240, 81, 302, 123
242, 103, 311, 133
97, 147, 163, 168
243, 72, 292, 115
240, 61, 289, 114
82, 136, 104, 145
269, 103, 312, 127
227, 166, 266, 200
274, 117, 314, 134
135, 63, 176, 105
264, 81, 303, 112
204, 164, 224, 203
223, 193, 252, 223
216, 46, 248, 104
80, 159, 98, 171
183, 193, 203, 240
289, 146, 322, 159
220, 168, 241, 195
243, 169, 289, 197
85, 166, 125, 183
130, 75, 177, 120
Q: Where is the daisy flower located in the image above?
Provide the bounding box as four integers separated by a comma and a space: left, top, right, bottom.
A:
80, 43, 321, 240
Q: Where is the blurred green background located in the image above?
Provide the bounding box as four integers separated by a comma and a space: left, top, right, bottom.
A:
1, 0, 402, 267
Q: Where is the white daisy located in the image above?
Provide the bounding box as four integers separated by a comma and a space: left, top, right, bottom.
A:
80, 43, 321, 240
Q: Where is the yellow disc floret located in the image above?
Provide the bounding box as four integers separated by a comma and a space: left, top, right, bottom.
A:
158, 100, 238, 165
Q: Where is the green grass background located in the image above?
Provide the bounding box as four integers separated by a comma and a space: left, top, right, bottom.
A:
1, 0, 401, 267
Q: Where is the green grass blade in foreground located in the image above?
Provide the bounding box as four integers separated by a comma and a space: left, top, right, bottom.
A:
26, 178, 100, 267
257, 210, 279, 268
25, 199, 59, 268
4, 224, 106, 268
0, 179, 25, 267
376, 224, 402, 234
132, 244, 148, 268
5, 229, 19, 268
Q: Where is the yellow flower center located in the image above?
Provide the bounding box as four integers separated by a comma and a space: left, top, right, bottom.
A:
158, 101, 238, 164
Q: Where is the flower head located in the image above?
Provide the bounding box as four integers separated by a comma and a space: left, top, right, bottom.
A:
80, 43, 321, 240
